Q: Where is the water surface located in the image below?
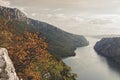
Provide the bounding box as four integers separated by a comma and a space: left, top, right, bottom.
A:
63, 37, 120, 80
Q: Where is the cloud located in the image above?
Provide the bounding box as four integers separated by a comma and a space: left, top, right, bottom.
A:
87, 14, 120, 25
0, 0, 10, 7
55, 14, 66, 19
88, 19, 112, 25
31, 13, 37, 17
53, 8, 63, 12
47, 14, 53, 18
38, 8, 50, 11
46, 13, 67, 19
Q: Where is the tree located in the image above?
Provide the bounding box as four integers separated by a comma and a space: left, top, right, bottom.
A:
0, 18, 77, 80
7, 30, 51, 80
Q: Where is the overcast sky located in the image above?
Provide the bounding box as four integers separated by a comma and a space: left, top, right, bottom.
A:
0, 0, 120, 35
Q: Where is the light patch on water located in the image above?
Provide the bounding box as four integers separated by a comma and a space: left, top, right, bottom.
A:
63, 37, 120, 80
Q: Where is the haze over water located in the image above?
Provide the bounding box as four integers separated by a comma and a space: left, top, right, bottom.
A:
63, 37, 120, 80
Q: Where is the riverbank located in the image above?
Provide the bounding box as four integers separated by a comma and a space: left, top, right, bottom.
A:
63, 36, 120, 80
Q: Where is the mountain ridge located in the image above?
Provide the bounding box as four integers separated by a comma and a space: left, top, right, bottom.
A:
0, 6, 89, 57
0, 6, 26, 21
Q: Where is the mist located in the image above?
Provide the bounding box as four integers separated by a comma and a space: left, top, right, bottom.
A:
5, 0, 120, 35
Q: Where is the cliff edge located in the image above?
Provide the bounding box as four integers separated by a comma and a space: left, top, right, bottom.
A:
0, 48, 19, 80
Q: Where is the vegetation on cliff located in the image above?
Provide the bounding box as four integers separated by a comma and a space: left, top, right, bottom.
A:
0, 16, 77, 80
0, 6, 89, 57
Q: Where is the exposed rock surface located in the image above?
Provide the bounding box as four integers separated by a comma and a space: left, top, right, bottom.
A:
0, 6, 27, 21
94, 37, 120, 64
0, 48, 19, 80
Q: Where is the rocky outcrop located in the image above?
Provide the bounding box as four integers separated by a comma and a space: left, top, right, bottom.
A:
94, 37, 120, 64
0, 48, 19, 80
0, 6, 27, 21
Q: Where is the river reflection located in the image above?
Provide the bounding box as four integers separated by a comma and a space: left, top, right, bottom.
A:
63, 37, 120, 80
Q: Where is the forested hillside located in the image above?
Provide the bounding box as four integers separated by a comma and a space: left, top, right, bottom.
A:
0, 6, 89, 57
0, 16, 77, 80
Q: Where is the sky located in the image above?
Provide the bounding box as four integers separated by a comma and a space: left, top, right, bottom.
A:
0, 0, 120, 35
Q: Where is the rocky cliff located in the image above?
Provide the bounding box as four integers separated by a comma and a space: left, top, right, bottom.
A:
0, 6, 89, 57
0, 6, 26, 21
0, 48, 19, 80
94, 37, 120, 64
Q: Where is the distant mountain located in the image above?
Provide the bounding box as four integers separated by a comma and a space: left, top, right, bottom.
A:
94, 37, 120, 65
89, 35, 120, 39
0, 6, 89, 57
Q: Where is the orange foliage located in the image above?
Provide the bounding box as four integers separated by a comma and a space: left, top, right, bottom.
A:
0, 17, 77, 80
7, 31, 51, 80
0, 25, 51, 80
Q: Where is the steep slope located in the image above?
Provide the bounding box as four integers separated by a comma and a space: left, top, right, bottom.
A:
94, 37, 120, 65
0, 20, 77, 80
0, 6, 89, 57
28, 18, 89, 57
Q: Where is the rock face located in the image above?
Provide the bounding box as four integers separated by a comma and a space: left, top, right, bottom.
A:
94, 37, 120, 64
0, 48, 19, 80
0, 6, 27, 21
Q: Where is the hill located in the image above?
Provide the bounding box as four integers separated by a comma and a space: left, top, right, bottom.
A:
0, 6, 89, 57
0, 18, 77, 80
94, 37, 120, 65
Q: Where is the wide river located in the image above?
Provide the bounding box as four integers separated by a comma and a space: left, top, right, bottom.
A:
63, 37, 120, 80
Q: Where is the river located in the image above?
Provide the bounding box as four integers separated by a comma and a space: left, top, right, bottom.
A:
63, 37, 120, 80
